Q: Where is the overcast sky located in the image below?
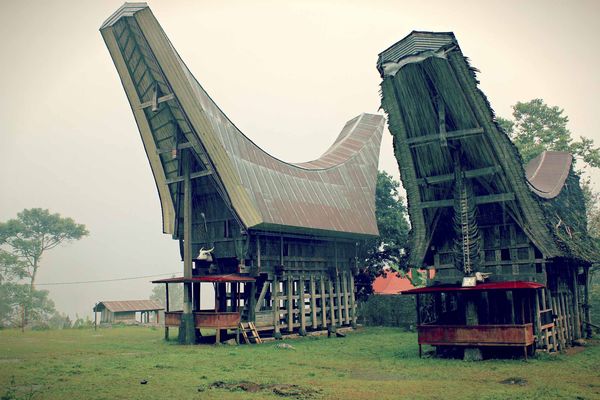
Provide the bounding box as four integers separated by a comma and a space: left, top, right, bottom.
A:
1, 0, 599, 318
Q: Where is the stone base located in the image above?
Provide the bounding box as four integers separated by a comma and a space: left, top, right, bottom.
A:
178, 313, 196, 345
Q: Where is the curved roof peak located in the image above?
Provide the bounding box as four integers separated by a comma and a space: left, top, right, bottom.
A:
525, 151, 573, 199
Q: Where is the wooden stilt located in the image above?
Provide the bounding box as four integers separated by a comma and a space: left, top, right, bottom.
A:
287, 276, 294, 332
272, 277, 280, 337
572, 270, 582, 339
534, 289, 542, 348
349, 273, 356, 326
320, 276, 327, 328
310, 275, 317, 330
335, 275, 343, 325
328, 278, 336, 328
583, 266, 592, 338
299, 275, 306, 335
342, 271, 350, 325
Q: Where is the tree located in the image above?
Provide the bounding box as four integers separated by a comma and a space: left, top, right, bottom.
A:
0, 208, 88, 329
497, 99, 600, 167
499, 99, 600, 276
356, 171, 410, 300
0, 208, 88, 291
150, 278, 183, 311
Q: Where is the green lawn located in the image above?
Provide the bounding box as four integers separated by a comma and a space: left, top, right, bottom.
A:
0, 326, 598, 400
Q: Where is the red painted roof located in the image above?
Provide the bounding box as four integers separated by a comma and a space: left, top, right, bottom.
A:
401, 281, 544, 295
372, 269, 435, 295
152, 274, 256, 284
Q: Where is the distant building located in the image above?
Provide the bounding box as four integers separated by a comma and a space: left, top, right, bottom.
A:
372, 269, 434, 295
93, 300, 164, 324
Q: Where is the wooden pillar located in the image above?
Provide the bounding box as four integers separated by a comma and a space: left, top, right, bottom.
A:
553, 296, 565, 350
349, 273, 356, 326
179, 150, 195, 345
272, 277, 281, 338
165, 283, 170, 340
342, 272, 350, 325
299, 275, 306, 335
328, 278, 336, 329
507, 291, 516, 324
571, 269, 582, 339
583, 266, 592, 338
193, 282, 200, 311
534, 289, 543, 348
310, 275, 317, 330
320, 275, 327, 328
335, 274, 343, 325
287, 276, 294, 332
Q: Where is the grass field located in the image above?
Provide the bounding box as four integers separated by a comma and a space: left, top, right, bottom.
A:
0, 326, 599, 400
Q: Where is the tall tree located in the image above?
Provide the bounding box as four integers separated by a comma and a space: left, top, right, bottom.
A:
498, 99, 600, 275
356, 171, 410, 300
0, 209, 88, 328
0, 208, 88, 291
497, 98, 600, 167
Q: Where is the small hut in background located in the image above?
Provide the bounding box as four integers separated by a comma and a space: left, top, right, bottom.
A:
93, 300, 164, 325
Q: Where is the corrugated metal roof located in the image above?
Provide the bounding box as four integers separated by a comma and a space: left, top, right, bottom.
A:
94, 300, 164, 313
525, 151, 572, 199
101, 4, 384, 237
377, 31, 455, 74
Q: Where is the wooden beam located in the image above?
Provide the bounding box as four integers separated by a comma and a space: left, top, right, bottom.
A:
156, 142, 193, 155
138, 93, 175, 110
336, 275, 343, 325
419, 192, 515, 209
417, 165, 502, 186
328, 278, 336, 328
407, 127, 484, 146
254, 281, 269, 313
165, 169, 212, 185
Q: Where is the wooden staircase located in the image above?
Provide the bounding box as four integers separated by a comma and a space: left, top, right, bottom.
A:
239, 322, 262, 344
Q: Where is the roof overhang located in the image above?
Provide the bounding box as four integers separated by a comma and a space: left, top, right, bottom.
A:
152, 274, 256, 284
401, 281, 544, 295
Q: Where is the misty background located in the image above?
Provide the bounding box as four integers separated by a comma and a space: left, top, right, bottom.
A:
1, 0, 598, 318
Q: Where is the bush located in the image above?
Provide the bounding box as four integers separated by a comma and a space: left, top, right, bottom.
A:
357, 295, 416, 329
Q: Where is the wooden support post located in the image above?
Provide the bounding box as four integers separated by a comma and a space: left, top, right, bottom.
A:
572, 270, 582, 339
507, 291, 516, 324
349, 273, 356, 326
534, 289, 543, 348
299, 275, 306, 335
310, 275, 317, 330
287, 276, 294, 332
553, 297, 565, 350
165, 283, 170, 340
272, 277, 281, 338
328, 278, 336, 330
179, 150, 195, 345
342, 272, 350, 325
335, 275, 343, 325
583, 266, 592, 338
94, 306, 97, 331
560, 292, 571, 345
320, 276, 327, 328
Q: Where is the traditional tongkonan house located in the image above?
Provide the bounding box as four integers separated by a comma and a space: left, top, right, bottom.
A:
100, 3, 384, 344
377, 31, 597, 359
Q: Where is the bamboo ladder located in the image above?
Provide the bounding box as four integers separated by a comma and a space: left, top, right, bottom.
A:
239, 322, 262, 344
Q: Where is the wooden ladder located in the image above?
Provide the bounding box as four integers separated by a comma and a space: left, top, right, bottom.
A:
239, 322, 262, 344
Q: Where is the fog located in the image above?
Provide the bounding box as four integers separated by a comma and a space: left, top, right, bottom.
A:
1, 0, 598, 318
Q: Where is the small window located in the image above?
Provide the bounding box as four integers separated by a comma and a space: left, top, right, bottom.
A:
501, 248, 511, 261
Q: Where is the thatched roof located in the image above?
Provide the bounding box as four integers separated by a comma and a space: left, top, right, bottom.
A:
378, 31, 598, 265
101, 3, 384, 239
